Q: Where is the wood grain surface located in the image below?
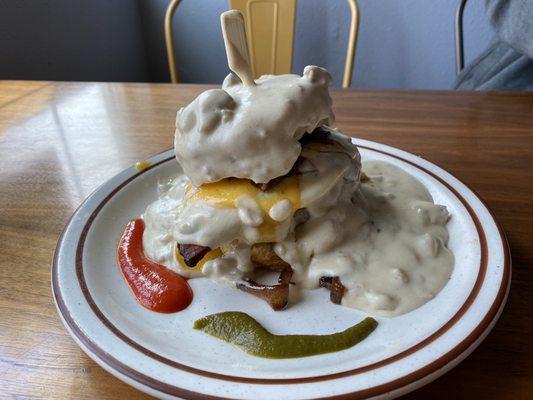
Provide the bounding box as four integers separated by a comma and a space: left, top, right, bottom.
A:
1, 81, 532, 399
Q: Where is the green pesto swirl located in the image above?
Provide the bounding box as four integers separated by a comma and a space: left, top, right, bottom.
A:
193, 311, 378, 359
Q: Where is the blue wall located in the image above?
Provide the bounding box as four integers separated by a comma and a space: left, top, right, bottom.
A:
140, 0, 494, 88
0, 0, 494, 89
295, 0, 494, 88
0, 0, 148, 82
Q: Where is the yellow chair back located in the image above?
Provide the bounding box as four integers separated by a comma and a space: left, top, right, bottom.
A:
229, 0, 296, 79
165, 1, 359, 87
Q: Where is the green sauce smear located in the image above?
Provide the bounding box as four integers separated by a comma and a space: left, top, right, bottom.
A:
193, 311, 378, 359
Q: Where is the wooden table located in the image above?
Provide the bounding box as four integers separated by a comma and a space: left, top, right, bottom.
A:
1, 81, 532, 399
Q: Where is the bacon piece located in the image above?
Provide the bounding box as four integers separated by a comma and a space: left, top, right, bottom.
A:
319, 276, 346, 305
236, 267, 293, 311
177, 244, 211, 267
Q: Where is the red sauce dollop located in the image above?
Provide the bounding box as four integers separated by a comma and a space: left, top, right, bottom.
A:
117, 219, 193, 313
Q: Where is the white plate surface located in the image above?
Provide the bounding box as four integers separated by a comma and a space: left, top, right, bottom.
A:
52, 139, 511, 400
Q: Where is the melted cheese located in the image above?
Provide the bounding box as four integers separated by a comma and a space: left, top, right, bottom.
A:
184, 177, 300, 242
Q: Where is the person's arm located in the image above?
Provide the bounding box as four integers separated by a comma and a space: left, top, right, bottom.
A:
486, 0, 533, 58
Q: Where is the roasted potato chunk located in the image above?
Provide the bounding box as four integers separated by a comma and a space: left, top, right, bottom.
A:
250, 243, 290, 272
236, 266, 293, 311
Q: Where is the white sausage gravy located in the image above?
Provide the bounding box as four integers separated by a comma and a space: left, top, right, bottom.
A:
143, 66, 454, 317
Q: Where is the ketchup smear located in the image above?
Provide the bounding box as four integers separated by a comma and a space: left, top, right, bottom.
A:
117, 218, 193, 313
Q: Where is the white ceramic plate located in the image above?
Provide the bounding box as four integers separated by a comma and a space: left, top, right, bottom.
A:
52, 139, 510, 400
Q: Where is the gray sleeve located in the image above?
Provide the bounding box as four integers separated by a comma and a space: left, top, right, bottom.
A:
485, 0, 533, 58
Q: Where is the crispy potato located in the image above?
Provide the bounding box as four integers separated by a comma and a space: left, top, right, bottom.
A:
251, 243, 290, 272
236, 267, 293, 311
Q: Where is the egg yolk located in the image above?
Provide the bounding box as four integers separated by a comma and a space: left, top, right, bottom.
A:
184, 177, 300, 242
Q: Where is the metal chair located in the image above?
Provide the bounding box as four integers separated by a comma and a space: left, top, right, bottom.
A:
165, 0, 360, 87
455, 0, 468, 75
